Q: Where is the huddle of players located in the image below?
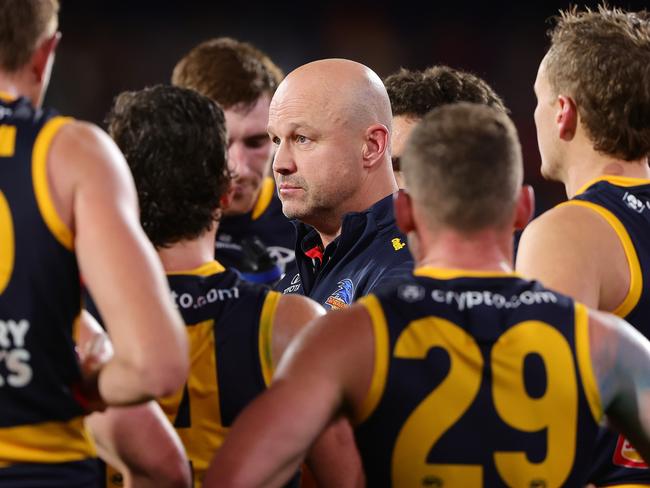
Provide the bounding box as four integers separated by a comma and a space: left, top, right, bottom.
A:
2, 0, 650, 487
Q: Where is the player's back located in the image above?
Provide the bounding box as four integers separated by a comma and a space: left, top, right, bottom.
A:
0, 93, 96, 483
355, 268, 601, 487
157, 261, 286, 487
568, 175, 650, 482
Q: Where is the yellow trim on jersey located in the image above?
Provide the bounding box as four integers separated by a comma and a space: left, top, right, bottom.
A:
574, 302, 603, 423
251, 177, 275, 221
32, 116, 74, 251
0, 91, 16, 102
559, 200, 642, 318
0, 125, 16, 157
355, 294, 390, 425
414, 267, 522, 280
575, 175, 650, 196
0, 416, 96, 466
166, 260, 226, 277
258, 291, 281, 386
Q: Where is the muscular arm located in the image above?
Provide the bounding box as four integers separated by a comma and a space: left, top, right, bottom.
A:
271, 296, 364, 488
77, 311, 191, 488
516, 205, 612, 309
204, 305, 375, 488
589, 310, 650, 462
51, 121, 188, 404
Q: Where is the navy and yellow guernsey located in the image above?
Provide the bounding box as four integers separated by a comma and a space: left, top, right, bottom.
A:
568, 175, 650, 486
102, 260, 288, 488
0, 93, 97, 484
354, 268, 602, 488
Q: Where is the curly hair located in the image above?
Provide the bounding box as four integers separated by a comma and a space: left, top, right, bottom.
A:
384, 65, 508, 118
544, 5, 650, 160
106, 85, 230, 248
172, 37, 283, 111
0, 0, 59, 72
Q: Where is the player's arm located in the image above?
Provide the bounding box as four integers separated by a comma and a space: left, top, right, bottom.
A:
86, 405, 190, 488
77, 311, 191, 488
271, 295, 364, 488
516, 205, 602, 308
589, 309, 650, 461
51, 121, 188, 404
204, 305, 375, 488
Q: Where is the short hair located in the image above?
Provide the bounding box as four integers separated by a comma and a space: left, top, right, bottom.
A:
402, 103, 522, 232
172, 37, 283, 111
384, 65, 508, 118
106, 85, 230, 249
0, 0, 59, 72
544, 5, 650, 160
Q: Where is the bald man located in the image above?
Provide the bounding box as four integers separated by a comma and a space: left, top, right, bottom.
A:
272, 59, 412, 310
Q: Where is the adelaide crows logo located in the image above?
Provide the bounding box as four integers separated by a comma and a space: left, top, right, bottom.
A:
325, 279, 355, 310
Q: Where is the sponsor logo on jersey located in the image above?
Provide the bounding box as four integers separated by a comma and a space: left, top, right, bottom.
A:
613, 434, 648, 469
398, 284, 425, 303
325, 279, 355, 310
283, 273, 301, 294
622, 191, 646, 213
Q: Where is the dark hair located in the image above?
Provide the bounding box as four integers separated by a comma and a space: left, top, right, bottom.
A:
106, 84, 230, 248
0, 0, 59, 72
172, 37, 283, 111
384, 65, 508, 118
403, 103, 522, 232
545, 5, 650, 160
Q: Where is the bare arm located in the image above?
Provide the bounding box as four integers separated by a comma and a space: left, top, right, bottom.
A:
589, 310, 650, 462
516, 205, 608, 309
51, 121, 188, 403
204, 305, 375, 488
77, 312, 191, 488
272, 296, 364, 488
86, 405, 190, 488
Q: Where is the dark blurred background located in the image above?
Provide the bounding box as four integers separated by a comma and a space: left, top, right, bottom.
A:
49, 0, 650, 214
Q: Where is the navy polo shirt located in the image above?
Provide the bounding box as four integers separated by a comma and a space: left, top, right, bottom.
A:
275, 194, 414, 309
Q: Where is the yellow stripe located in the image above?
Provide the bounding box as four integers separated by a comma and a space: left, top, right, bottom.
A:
258, 291, 281, 386
574, 302, 603, 423
166, 260, 226, 277
0, 91, 16, 102
355, 295, 390, 425
0, 416, 96, 466
251, 177, 275, 221
0, 125, 16, 157
575, 175, 650, 196
414, 267, 521, 280
559, 200, 642, 318
32, 116, 74, 250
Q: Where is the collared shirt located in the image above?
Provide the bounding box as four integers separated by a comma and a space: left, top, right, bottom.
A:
275, 194, 413, 309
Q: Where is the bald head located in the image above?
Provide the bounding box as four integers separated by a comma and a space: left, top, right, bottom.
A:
272, 59, 392, 133
268, 58, 397, 239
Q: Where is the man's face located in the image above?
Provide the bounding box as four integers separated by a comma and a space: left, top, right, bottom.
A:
534, 58, 563, 181
268, 87, 363, 227
223, 94, 273, 216
391, 115, 419, 189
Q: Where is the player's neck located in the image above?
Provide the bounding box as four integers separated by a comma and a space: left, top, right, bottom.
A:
563, 145, 650, 198
158, 227, 218, 274
415, 227, 513, 274
0, 72, 38, 106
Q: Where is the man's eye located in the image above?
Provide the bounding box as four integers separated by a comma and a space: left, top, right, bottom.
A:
295, 135, 309, 144
271, 136, 281, 145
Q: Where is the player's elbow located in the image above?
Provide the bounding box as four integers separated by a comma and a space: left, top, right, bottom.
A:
138, 352, 189, 398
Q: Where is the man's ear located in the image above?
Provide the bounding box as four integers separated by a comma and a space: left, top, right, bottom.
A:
557, 95, 578, 142
514, 184, 535, 231
361, 123, 389, 169
394, 189, 415, 234
31, 32, 61, 83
